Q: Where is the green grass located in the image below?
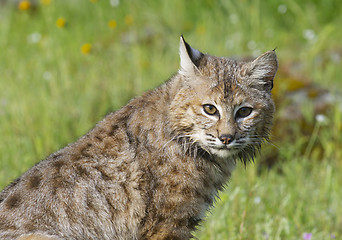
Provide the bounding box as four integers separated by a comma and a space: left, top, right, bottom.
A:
1, 0, 342, 239
197, 158, 342, 239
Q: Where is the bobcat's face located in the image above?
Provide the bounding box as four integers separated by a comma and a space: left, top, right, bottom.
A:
170, 37, 277, 162
171, 72, 274, 161
200, 103, 271, 159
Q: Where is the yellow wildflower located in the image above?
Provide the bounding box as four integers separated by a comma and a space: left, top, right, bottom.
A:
196, 25, 206, 35
108, 20, 117, 29
183, 21, 193, 32
40, 0, 51, 6
140, 60, 150, 69
90, 0, 97, 2
81, 43, 92, 55
56, 18, 66, 28
18, 0, 31, 10
124, 15, 134, 26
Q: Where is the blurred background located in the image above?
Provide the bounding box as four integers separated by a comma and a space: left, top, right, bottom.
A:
0, 0, 341, 239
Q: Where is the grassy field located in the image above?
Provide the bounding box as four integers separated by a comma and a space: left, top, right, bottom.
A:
0, 0, 342, 239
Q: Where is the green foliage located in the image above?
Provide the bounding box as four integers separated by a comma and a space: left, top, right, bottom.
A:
0, 0, 341, 239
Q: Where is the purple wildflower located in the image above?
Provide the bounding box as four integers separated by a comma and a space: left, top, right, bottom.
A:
303, 233, 312, 240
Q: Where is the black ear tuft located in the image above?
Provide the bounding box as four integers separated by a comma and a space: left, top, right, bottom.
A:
179, 36, 203, 75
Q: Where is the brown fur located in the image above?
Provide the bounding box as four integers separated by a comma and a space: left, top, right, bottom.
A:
0, 36, 278, 239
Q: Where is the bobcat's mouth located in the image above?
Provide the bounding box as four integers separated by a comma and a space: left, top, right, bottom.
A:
202, 134, 249, 159
210, 145, 234, 151
189, 133, 249, 159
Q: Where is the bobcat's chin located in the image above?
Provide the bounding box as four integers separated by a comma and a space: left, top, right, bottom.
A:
206, 146, 238, 172
208, 147, 238, 159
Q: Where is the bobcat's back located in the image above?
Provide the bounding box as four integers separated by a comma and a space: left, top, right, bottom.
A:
0, 36, 278, 240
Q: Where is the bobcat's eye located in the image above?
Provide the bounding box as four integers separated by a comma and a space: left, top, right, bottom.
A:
236, 107, 253, 119
203, 104, 218, 116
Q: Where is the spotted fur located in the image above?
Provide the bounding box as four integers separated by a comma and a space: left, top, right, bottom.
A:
0, 36, 278, 240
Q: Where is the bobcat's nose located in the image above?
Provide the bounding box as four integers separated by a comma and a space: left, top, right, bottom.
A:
219, 134, 234, 145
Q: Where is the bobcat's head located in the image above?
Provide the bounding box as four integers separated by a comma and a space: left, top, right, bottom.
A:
170, 36, 278, 164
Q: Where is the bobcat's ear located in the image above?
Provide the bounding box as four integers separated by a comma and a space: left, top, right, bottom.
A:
179, 35, 203, 76
241, 50, 278, 91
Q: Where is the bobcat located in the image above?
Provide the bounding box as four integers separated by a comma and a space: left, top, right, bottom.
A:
0, 36, 278, 240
